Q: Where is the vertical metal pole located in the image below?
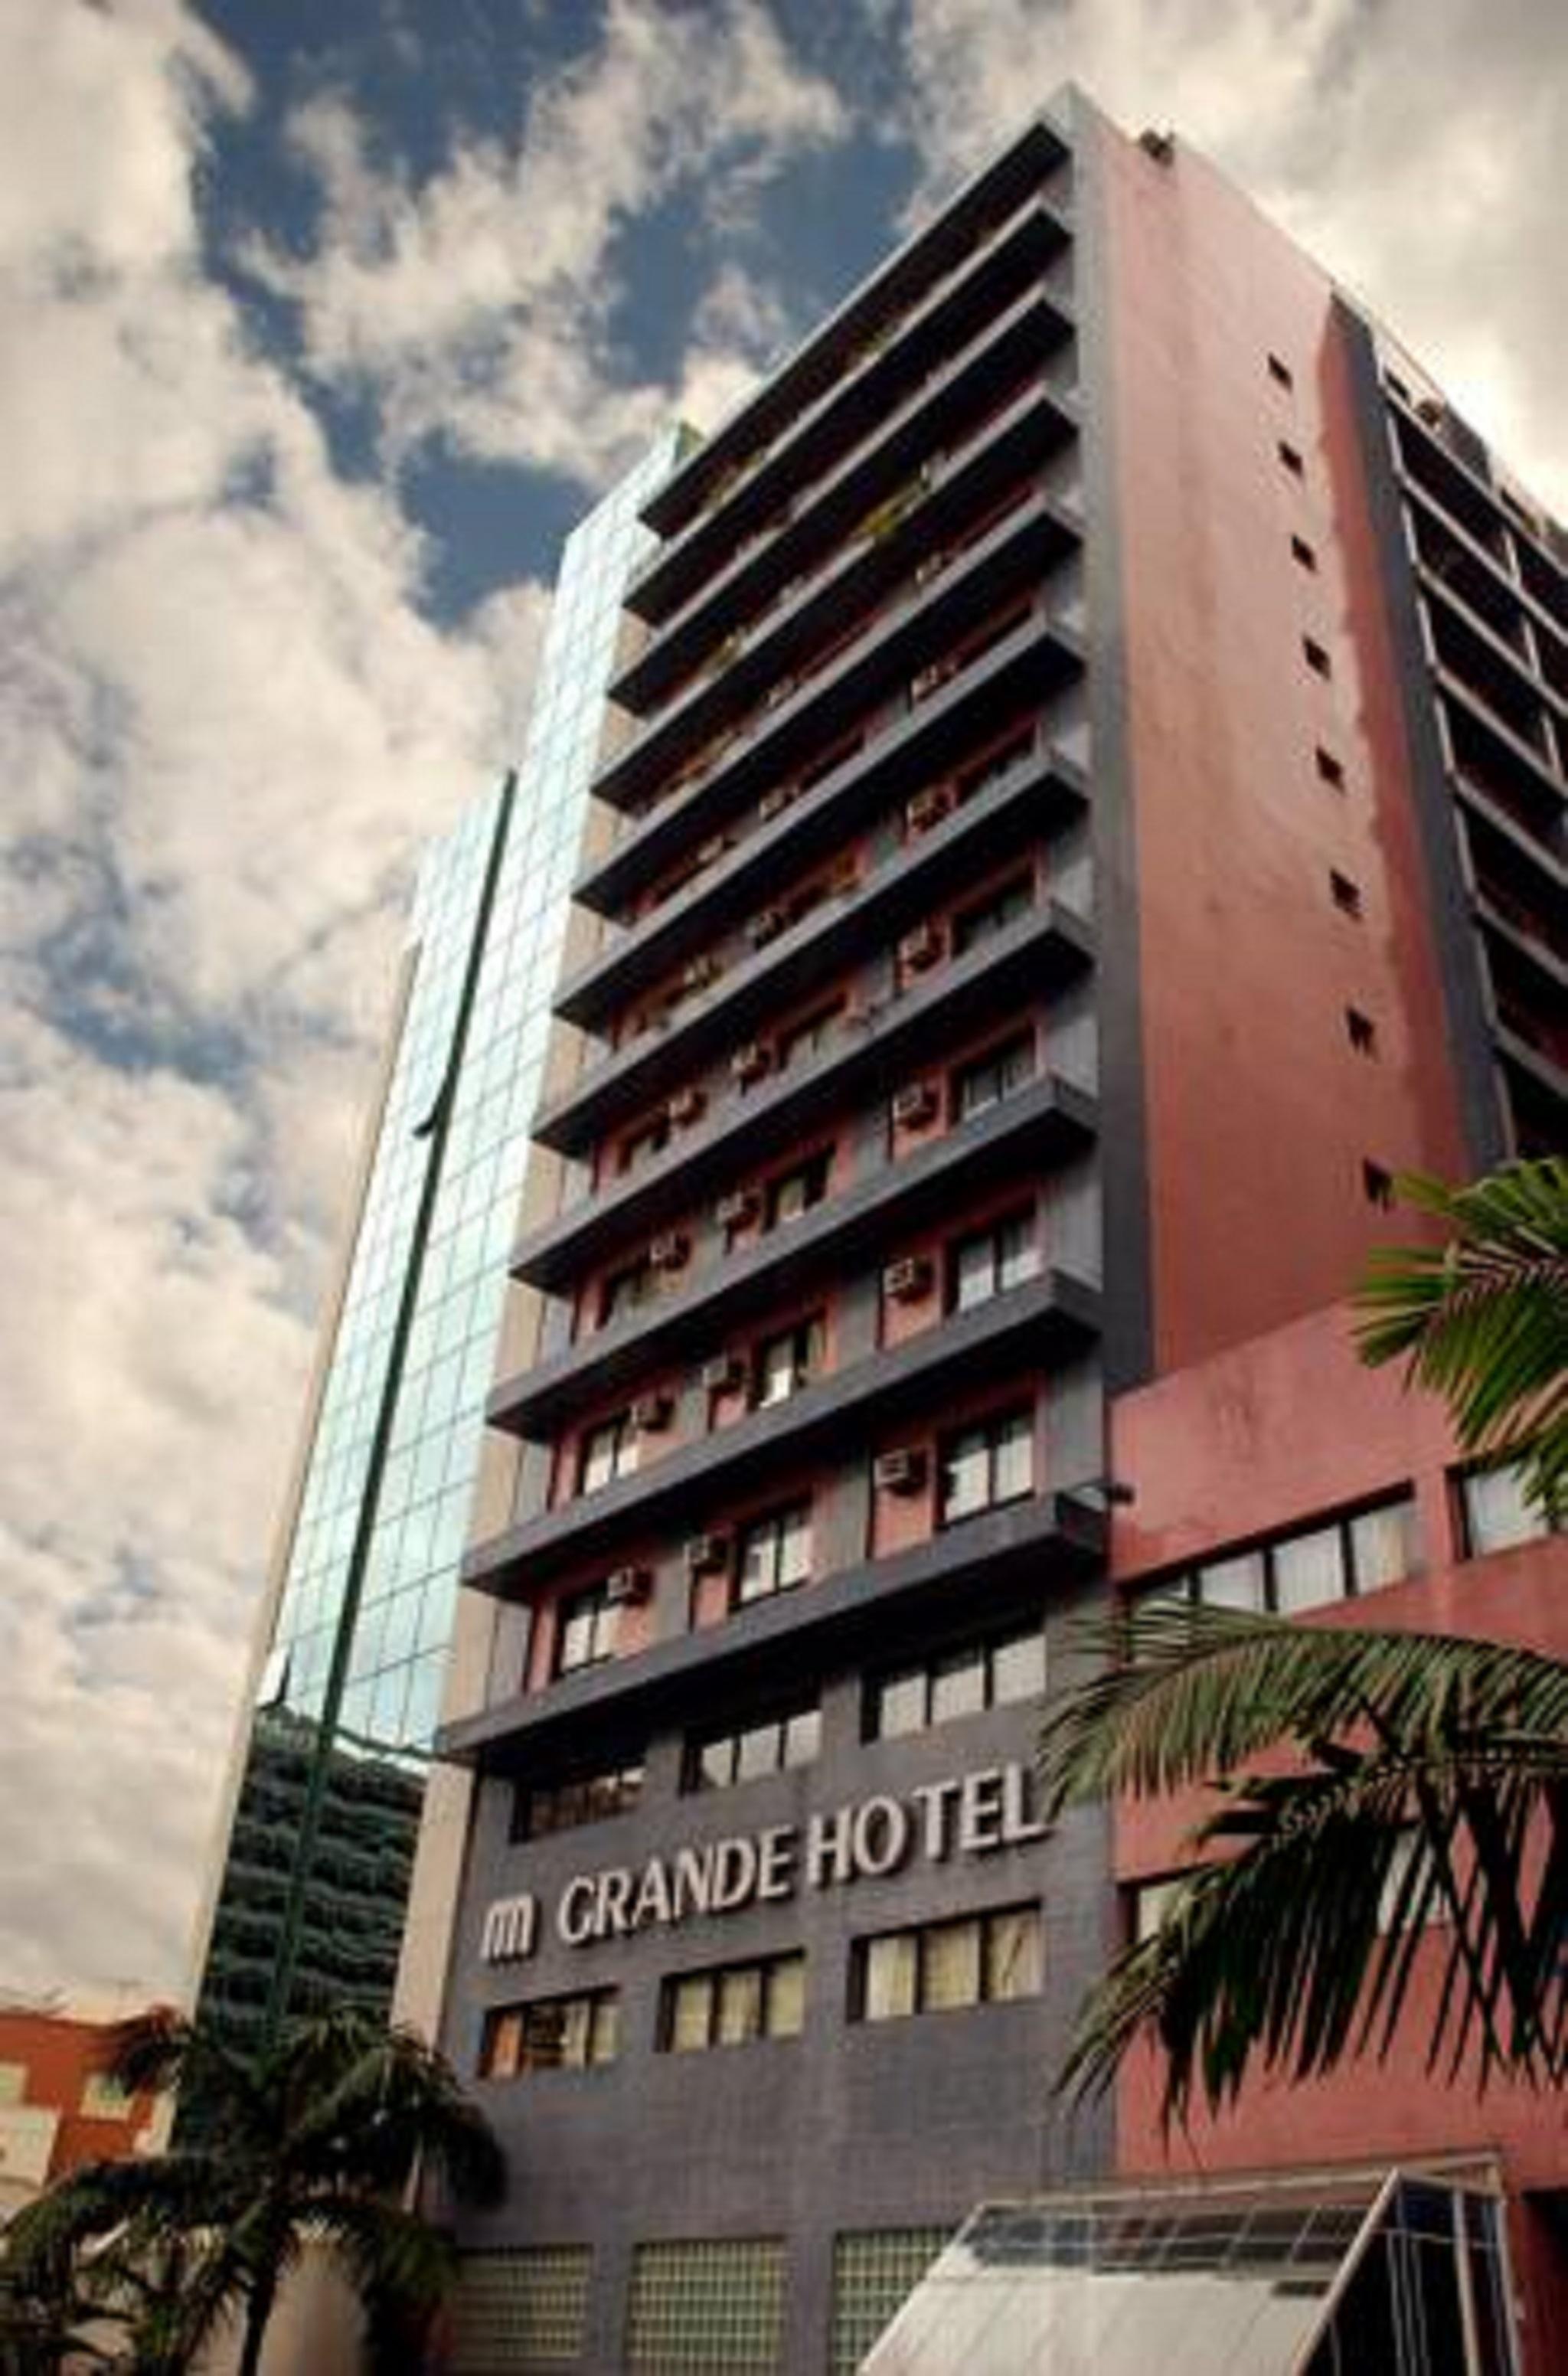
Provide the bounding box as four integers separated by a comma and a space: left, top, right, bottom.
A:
261, 771, 518, 2044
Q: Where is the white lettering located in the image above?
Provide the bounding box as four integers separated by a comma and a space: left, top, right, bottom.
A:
806, 1805, 854, 1888
631, 1857, 672, 1930
757, 1825, 796, 1901
852, 1795, 910, 1878
481, 1893, 537, 1963
1001, 1760, 1050, 1845
958, 1768, 1007, 1855
910, 1777, 962, 1861
557, 1875, 596, 1948
672, 1843, 715, 1920
711, 1834, 760, 1911
597, 1868, 635, 1936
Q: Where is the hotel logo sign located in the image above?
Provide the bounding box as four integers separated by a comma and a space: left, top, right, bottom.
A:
480, 1760, 1047, 1964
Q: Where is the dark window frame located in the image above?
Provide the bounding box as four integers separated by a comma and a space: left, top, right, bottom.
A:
481, 1989, 619, 2077
947, 1208, 1040, 1313
555, 1583, 620, 1677
1149, 1490, 1420, 1616
951, 1030, 1035, 1124
684, 1698, 822, 1792
661, 1951, 807, 2051
938, 1406, 1034, 1527
865, 1619, 1047, 1741
511, 1760, 646, 1842
852, 1904, 1042, 2022
734, 1500, 814, 1606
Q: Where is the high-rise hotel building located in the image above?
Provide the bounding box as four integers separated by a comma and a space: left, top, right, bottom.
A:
393, 87, 1562, 2376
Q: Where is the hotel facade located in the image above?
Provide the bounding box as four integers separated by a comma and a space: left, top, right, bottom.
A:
386, 87, 1563, 2375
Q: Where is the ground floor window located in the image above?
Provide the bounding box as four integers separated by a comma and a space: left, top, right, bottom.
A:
626, 2237, 785, 2374
831, 2229, 949, 2374
449, 2246, 590, 2372
482, 1989, 619, 2077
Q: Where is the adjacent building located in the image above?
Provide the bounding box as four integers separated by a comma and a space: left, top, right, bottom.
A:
416, 86, 1564, 2376
191, 435, 684, 2053
0, 1992, 170, 2220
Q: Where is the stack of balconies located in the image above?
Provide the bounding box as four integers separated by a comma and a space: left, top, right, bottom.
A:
446, 119, 1108, 1784
1383, 375, 1567, 1156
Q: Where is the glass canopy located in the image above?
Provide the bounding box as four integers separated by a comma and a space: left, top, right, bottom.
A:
860, 2171, 1517, 2376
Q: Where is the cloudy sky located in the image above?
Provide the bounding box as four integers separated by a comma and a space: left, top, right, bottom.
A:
1, 0, 1562, 2007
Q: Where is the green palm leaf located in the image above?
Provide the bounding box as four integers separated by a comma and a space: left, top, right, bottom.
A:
1042, 1603, 1568, 2124
1354, 1158, 1568, 1521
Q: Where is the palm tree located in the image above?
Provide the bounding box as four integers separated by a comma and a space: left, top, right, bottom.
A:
1357, 1156, 1567, 1524
0, 2008, 505, 2376
1040, 1155, 1568, 2126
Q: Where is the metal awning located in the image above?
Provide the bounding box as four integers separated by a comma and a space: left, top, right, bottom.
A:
861, 2167, 1517, 2375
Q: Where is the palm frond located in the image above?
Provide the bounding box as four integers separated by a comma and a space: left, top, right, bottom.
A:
1354, 1159, 1568, 1521
286, 2022, 505, 2209
1060, 1735, 1568, 2123
1038, 1600, 1568, 1819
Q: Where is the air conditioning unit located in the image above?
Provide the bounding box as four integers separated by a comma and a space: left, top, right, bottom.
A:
632, 1389, 674, 1433
697, 834, 732, 868
685, 1531, 733, 1577
605, 1564, 653, 1606
899, 921, 945, 973
874, 1448, 928, 1495
891, 1081, 938, 1129
682, 953, 722, 994
905, 783, 956, 835
884, 1255, 933, 1303
716, 1187, 761, 1229
649, 1230, 691, 1273
731, 1039, 773, 1085
758, 786, 794, 822
748, 906, 788, 948
701, 1351, 745, 1394
666, 1086, 707, 1129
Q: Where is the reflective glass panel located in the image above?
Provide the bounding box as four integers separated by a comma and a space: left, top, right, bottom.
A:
1272, 1526, 1347, 1614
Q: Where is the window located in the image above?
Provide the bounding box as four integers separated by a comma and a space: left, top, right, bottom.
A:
1162, 1492, 1419, 1614
556, 1584, 619, 1675
854, 1905, 1040, 2021
1278, 439, 1305, 477
0, 2064, 24, 2107
452, 2250, 591, 2372
831, 2232, 949, 2376
1302, 635, 1332, 678
766, 1149, 831, 1227
578, 1411, 636, 1495
619, 1115, 669, 1175
626, 2240, 785, 2375
1459, 1462, 1562, 1557
663, 1953, 805, 2051
939, 1409, 1034, 1525
1132, 1873, 1196, 1943
1291, 534, 1318, 572
1362, 1160, 1394, 1209
600, 1256, 657, 1326
688, 1701, 821, 1790
1315, 745, 1345, 789
736, 1502, 812, 1603
952, 875, 1032, 956
778, 1001, 842, 1070
952, 1031, 1034, 1122
482, 1990, 619, 2077
753, 1315, 823, 1407
80, 2074, 133, 2119
867, 1621, 1046, 1740
949, 1211, 1039, 1312
512, 1760, 645, 1842
1331, 869, 1362, 917
1345, 1007, 1377, 1055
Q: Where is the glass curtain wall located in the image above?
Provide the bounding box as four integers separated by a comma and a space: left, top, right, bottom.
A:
195, 433, 682, 2050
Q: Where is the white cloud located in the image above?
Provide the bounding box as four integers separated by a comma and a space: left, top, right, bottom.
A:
252, 0, 851, 479
880, 0, 1566, 508
0, 3, 537, 1999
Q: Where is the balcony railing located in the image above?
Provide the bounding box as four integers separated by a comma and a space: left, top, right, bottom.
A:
491, 1074, 1096, 1436
464, 1265, 1100, 1597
